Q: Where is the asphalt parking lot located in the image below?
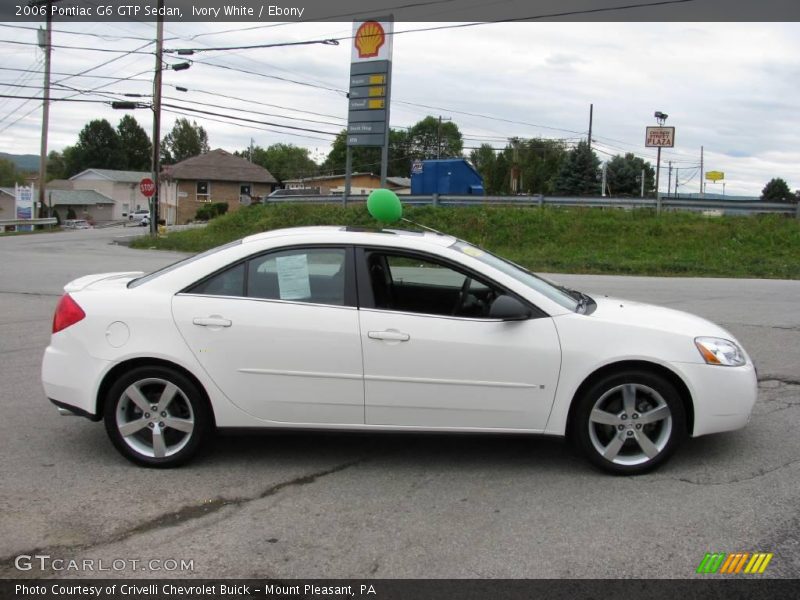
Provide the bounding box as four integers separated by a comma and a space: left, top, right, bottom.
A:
0, 227, 798, 579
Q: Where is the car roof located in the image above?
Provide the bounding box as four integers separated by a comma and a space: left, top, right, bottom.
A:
242, 226, 457, 248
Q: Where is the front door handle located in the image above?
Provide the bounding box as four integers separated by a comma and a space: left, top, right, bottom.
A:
193, 316, 232, 328
368, 330, 410, 342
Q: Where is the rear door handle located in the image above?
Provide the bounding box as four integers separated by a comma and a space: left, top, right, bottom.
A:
368, 330, 410, 342
193, 316, 232, 328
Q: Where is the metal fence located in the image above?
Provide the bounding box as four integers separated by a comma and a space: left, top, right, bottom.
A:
265, 194, 800, 217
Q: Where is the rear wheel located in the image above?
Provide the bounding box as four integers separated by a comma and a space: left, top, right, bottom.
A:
573, 370, 686, 475
104, 366, 210, 468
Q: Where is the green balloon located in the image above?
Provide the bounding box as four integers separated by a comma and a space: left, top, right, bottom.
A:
367, 188, 403, 223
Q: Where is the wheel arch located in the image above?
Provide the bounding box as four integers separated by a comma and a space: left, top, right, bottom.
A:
565, 360, 694, 438
96, 357, 216, 428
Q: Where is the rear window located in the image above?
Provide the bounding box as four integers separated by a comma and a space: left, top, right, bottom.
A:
127, 240, 243, 288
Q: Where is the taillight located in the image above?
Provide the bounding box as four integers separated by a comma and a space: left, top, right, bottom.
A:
52, 293, 85, 333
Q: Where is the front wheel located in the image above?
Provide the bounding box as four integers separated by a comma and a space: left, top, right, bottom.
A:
573, 370, 686, 475
104, 366, 211, 468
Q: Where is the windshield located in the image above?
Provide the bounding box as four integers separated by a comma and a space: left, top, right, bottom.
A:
127, 240, 242, 288
453, 241, 579, 311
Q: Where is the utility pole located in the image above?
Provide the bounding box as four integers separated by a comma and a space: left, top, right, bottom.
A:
36, 0, 54, 219
675, 168, 679, 198
601, 162, 607, 197
150, 0, 164, 234
640, 169, 645, 198
588, 103, 593, 153
436, 115, 451, 160
700, 145, 704, 199
667, 161, 672, 197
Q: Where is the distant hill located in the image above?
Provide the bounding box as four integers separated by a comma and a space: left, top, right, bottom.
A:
0, 152, 40, 172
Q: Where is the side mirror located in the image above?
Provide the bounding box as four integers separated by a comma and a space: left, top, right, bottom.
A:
489, 295, 531, 321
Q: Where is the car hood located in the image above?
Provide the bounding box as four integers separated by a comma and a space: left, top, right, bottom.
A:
588, 295, 734, 339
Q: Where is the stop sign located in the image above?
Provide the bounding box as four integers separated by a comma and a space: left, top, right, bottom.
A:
139, 177, 155, 197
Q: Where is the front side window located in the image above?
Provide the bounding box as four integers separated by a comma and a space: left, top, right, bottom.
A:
367, 251, 500, 318
187, 247, 349, 307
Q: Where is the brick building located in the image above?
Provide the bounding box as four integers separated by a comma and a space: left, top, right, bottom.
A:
160, 149, 277, 225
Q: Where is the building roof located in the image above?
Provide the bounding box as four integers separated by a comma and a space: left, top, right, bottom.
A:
70, 168, 150, 183
284, 173, 411, 189
162, 149, 277, 183
45, 189, 115, 206
0, 187, 14, 197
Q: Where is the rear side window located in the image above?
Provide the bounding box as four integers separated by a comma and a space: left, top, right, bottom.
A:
186, 247, 350, 307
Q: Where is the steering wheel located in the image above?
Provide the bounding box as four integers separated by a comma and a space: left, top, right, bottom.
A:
452, 277, 472, 316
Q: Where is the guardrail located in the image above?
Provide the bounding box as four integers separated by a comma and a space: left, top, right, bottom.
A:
265, 194, 800, 217
0, 217, 58, 232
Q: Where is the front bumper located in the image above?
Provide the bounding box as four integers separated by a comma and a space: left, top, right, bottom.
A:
676, 361, 758, 437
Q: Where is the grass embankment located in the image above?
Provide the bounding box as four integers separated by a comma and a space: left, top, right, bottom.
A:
131, 204, 800, 279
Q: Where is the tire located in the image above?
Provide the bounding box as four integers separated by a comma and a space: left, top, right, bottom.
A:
104, 366, 211, 468
573, 370, 686, 475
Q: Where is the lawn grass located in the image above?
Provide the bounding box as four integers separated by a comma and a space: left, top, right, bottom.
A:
131, 204, 800, 279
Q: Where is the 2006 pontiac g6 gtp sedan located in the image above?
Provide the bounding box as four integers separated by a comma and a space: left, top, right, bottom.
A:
42, 226, 758, 474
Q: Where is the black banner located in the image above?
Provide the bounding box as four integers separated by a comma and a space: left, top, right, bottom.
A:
2, 579, 800, 600
3, 0, 800, 23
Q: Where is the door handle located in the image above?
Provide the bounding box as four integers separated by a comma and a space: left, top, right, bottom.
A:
193, 316, 232, 328
368, 330, 410, 342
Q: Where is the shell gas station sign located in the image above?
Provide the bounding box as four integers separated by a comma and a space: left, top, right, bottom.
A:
347, 19, 393, 147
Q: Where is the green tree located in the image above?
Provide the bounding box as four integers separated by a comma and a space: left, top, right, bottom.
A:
553, 140, 601, 196
237, 143, 318, 184
404, 115, 463, 161
470, 138, 567, 195
761, 177, 793, 202
321, 129, 409, 176
161, 118, 210, 165
0, 157, 23, 186
117, 115, 152, 171
62, 119, 125, 176
46, 150, 66, 181
605, 152, 655, 197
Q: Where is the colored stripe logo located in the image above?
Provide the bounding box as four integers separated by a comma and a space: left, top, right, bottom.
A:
696, 552, 773, 574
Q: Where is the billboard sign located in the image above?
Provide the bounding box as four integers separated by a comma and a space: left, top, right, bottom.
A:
347, 18, 393, 147
705, 171, 725, 182
645, 126, 676, 147
15, 183, 34, 232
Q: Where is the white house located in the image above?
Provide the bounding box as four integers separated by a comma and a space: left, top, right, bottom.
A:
69, 169, 151, 220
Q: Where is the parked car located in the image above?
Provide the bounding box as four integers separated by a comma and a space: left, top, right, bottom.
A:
129, 209, 150, 223
62, 219, 92, 230
42, 227, 757, 473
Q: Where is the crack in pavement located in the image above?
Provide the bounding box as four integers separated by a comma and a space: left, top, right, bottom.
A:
0, 457, 367, 578
653, 457, 800, 487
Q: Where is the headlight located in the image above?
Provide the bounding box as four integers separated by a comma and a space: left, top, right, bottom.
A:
695, 337, 746, 367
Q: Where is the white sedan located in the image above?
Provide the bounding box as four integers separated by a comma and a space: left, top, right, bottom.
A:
42, 226, 757, 474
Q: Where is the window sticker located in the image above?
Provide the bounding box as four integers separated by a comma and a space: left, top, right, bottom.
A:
276, 254, 311, 300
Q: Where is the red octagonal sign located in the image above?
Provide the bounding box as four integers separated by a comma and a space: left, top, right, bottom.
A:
139, 177, 155, 197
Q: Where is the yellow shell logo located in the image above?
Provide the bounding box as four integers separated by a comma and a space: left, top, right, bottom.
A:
355, 21, 385, 59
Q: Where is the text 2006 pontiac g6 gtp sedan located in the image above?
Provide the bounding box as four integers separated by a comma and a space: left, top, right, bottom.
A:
42, 227, 757, 474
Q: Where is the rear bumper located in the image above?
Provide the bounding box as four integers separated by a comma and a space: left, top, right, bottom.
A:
675, 361, 758, 437
42, 343, 110, 419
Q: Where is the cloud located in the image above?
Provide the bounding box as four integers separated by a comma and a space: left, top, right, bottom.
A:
0, 21, 798, 196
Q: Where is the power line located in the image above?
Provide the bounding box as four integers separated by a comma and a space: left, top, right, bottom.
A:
0, 66, 151, 83
160, 107, 334, 143
162, 96, 344, 128
0, 38, 154, 54
0, 23, 156, 42
160, 102, 341, 137
167, 0, 696, 54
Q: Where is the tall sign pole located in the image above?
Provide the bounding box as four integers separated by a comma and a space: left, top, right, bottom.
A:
36, 1, 53, 219
150, 0, 164, 234
645, 112, 674, 214
345, 17, 394, 196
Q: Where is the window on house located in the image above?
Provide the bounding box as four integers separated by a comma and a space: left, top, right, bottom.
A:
196, 181, 210, 202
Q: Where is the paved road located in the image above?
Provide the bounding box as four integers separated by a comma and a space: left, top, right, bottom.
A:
0, 228, 798, 580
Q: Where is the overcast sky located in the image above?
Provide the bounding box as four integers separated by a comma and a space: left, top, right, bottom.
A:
1, 19, 798, 196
